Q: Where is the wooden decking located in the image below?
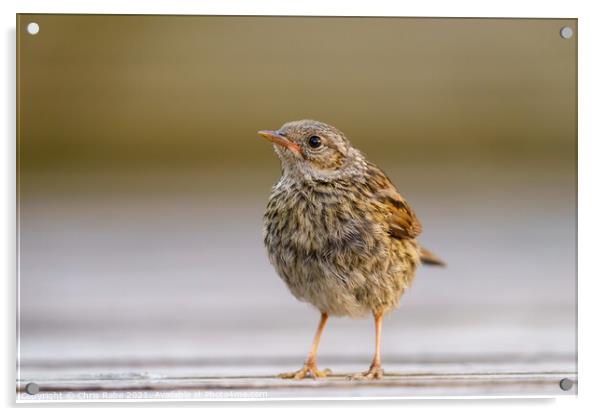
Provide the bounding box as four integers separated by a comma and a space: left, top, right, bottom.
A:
17, 373, 576, 401
17, 352, 576, 400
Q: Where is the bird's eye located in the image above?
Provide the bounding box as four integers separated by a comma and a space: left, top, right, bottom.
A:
308, 136, 322, 148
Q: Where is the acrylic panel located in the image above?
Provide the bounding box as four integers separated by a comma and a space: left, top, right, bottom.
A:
16, 15, 577, 401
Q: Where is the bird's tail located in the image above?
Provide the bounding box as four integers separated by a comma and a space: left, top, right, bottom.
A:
419, 246, 446, 267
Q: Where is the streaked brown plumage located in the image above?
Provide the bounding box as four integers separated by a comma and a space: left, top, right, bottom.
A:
259, 120, 444, 380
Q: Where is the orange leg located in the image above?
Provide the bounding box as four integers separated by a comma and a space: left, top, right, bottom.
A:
278, 312, 332, 380
350, 311, 384, 380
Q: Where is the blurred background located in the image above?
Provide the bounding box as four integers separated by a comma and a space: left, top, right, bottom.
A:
17, 15, 576, 388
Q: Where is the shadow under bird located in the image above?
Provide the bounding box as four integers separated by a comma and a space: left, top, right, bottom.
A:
259, 120, 444, 380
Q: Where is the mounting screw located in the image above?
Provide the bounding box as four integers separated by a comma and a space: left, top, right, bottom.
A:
26, 22, 40, 36
559, 378, 574, 391
25, 382, 39, 395
559, 26, 573, 39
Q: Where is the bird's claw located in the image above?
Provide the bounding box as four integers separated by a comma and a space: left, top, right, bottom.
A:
278, 365, 332, 380
348, 366, 384, 380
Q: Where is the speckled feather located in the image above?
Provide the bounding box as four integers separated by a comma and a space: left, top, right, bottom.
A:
262, 120, 435, 318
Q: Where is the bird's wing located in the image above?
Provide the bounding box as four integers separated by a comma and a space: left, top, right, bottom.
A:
376, 186, 423, 239
367, 163, 422, 240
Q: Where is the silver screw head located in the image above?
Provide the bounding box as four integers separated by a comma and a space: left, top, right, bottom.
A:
26, 22, 40, 35
25, 382, 39, 395
559, 378, 574, 391
560, 26, 573, 39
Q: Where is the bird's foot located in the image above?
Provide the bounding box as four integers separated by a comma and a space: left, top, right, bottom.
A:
349, 365, 384, 380
278, 363, 332, 380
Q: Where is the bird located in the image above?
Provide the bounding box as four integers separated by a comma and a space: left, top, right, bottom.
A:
259, 120, 444, 380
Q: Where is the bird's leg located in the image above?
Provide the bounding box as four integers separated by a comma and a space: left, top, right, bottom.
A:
350, 311, 384, 380
278, 312, 332, 380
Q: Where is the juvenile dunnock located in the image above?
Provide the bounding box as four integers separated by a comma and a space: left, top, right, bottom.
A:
259, 120, 444, 380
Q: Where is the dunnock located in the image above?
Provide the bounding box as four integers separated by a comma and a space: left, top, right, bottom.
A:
259, 120, 444, 380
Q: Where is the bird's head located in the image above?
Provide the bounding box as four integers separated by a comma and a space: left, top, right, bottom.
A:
258, 120, 365, 181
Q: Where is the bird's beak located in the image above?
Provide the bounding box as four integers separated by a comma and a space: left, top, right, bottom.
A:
258, 130, 301, 156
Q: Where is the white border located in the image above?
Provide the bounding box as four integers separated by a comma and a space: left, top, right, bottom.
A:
3, 0, 600, 413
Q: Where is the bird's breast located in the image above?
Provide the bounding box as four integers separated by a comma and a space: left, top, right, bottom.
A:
263, 178, 420, 317
263, 181, 386, 268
